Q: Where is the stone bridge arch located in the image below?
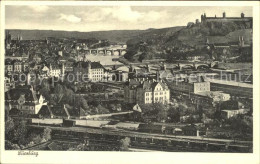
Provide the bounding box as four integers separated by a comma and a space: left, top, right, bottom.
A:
179, 63, 195, 70
195, 64, 210, 69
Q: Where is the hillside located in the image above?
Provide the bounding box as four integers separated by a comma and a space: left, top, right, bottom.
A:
6, 29, 152, 43
124, 20, 252, 62
124, 26, 184, 62
165, 21, 252, 48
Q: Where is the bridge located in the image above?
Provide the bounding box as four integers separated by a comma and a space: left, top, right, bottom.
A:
171, 63, 211, 70
83, 48, 127, 56
129, 61, 219, 70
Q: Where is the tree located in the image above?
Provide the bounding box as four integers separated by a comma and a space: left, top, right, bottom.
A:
97, 105, 109, 114
5, 140, 20, 150
63, 87, 74, 105
140, 103, 168, 122
52, 83, 64, 103
168, 107, 180, 123
42, 128, 52, 141
79, 97, 89, 111
39, 79, 49, 98
5, 117, 15, 135
119, 137, 131, 151
13, 119, 28, 146
109, 104, 116, 111
29, 133, 42, 144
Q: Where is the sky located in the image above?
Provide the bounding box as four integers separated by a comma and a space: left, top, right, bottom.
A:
5, 6, 252, 32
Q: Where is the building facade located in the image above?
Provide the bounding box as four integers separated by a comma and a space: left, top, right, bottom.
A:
5, 85, 47, 115
124, 78, 170, 104
201, 12, 252, 28
170, 76, 210, 94
73, 61, 105, 82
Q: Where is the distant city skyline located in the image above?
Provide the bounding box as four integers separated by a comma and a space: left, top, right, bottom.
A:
6, 6, 252, 32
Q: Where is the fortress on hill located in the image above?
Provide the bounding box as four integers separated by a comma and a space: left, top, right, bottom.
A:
200, 12, 252, 27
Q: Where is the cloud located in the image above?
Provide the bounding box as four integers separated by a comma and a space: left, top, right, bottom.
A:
145, 11, 168, 22
59, 14, 82, 23
27, 6, 49, 12
110, 6, 143, 22
82, 6, 166, 23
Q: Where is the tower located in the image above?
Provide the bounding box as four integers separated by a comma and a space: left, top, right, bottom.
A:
17, 34, 19, 40
156, 69, 160, 82
5, 31, 11, 44
201, 13, 206, 24
239, 36, 245, 47
241, 12, 245, 18
5, 31, 11, 49
62, 62, 65, 77
87, 61, 92, 80
201, 14, 204, 23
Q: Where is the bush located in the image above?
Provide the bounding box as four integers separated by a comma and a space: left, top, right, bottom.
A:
119, 137, 131, 151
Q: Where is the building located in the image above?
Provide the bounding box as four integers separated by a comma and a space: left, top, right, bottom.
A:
208, 78, 252, 98
5, 85, 47, 115
5, 31, 12, 49
49, 64, 62, 77
5, 52, 29, 61
169, 75, 210, 94
221, 109, 249, 119
5, 60, 29, 73
189, 91, 231, 109
124, 78, 170, 104
201, 12, 252, 28
206, 36, 250, 49
4, 76, 14, 92
73, 61, 105, 82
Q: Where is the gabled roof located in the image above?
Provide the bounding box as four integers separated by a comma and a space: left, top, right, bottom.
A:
64, 104, 80, 117
9, 108, 20, 115
5, 85, 38, 102
51, 105, 67, 117
91, 62, 104, 69
38, 105, 53, 117
152, 81, 169, 91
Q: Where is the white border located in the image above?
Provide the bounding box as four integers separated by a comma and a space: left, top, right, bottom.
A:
1, 1, 259, 164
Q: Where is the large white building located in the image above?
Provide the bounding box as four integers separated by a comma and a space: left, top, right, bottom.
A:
73, 61, 105, 82
124, 78, 170, 104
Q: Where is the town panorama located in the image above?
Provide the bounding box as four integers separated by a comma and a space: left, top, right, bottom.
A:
4, 7, 253, 152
